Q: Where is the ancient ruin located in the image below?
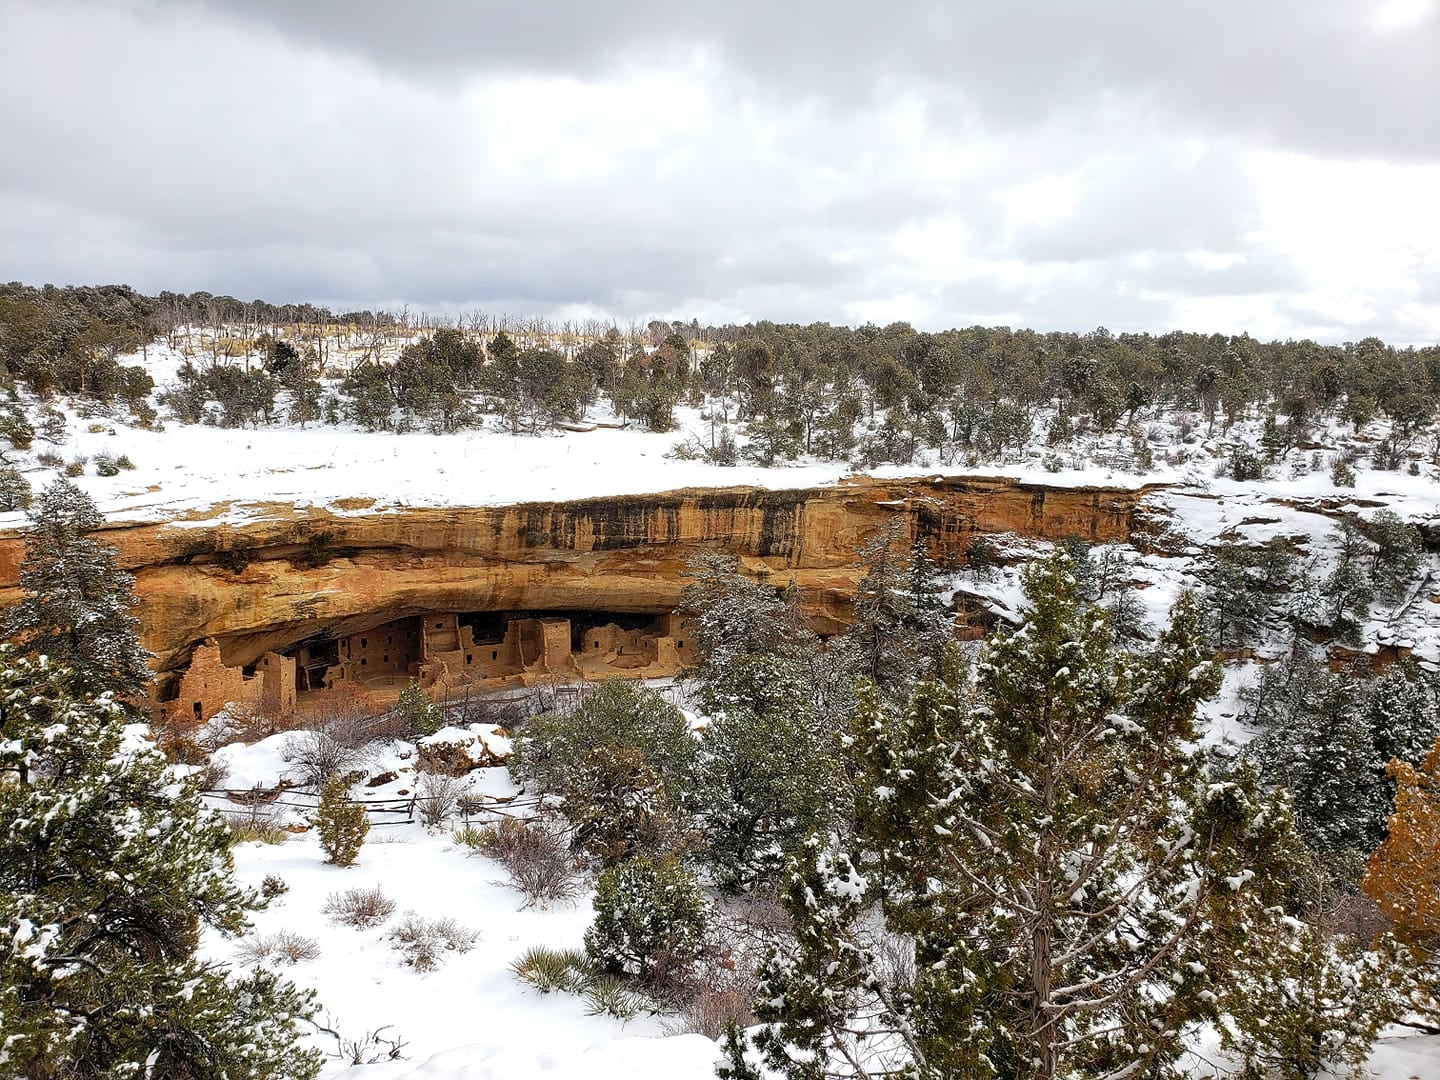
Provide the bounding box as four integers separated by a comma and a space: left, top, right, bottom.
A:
160, 610, 691, 724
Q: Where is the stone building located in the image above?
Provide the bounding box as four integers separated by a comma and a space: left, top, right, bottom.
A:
155, 610, 688, 725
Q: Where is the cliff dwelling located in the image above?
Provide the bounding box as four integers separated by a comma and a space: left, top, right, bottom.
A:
156, 609, 692, 725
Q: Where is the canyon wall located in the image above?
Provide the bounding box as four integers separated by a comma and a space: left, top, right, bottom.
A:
0, 475, 1158, 690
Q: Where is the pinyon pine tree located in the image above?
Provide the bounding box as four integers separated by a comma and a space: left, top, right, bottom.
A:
729, 552, 1310, 1080
0, 649, 321, 1078
4, 477, 150, 698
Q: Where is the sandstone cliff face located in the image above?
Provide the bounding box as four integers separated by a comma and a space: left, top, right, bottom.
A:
0, 476, 1158, 687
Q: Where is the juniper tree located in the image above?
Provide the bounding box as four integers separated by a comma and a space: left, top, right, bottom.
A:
839, 519, 952, 704
315, 774, 369, 866
731, 554, 1309, 1080
1246, 660, 1386, 874
1361, 508, 1423, 601
394, 678, 443, 740
4, 477, 150, 699
693, 655, 842, 891
0, 649, 321, 1078
680, 550, 828, 716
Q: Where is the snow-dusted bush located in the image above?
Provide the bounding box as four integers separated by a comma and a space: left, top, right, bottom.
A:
476, 816, 580, 909
0, 464, 32, 511
413, 771, 462, 829
238, 930, 321, 966
282, 728, 371, 788
510, 678, 694, 801
584, 855, 709, 987
324, 885, 396, 928
388, 913, 479, 972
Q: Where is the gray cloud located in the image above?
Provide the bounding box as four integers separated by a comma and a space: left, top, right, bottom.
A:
151, 0, 1440, 162
0, 0, 1436, 343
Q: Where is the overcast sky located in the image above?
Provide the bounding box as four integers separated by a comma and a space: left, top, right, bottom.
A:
2, 0, 1437, 342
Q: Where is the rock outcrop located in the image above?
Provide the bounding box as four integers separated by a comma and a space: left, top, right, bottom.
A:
0, 475, 1158, 693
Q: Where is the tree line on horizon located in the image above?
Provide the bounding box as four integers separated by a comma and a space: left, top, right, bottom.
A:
2, 281, 1438, 471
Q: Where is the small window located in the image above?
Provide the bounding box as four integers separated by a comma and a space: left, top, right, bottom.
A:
360, 658, 367, 667
492, 650, 498, 660
435, 622, 443, 629
383, 654, 389, 664
193, 701, 202, 719
466, 654, 473, 665
360, 637, 368, 648
677, 640, 684, 649
387, 635, 393, 645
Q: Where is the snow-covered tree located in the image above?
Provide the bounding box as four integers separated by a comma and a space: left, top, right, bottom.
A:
1365, 659, 1440, 770
730, 554, 1310, 1080
681, 550, 794, 697
315, 774, 369, 866
394, 678, 443, 740
4, 478, 150, 699
694, 657, 842, 891
1246, 660, 1386, 869
1361, 509, 1423, 602
839, 519, 951, 703
1219, 925, 1409, 1080
0, 649, 321, 1077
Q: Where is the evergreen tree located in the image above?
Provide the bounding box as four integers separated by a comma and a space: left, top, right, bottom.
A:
839, 519, 951, 703
394, 678, 443, 740
584, 855, 709, 986
1246, 660, 1386, 870
315, 774, 369, 866
1361, 509, 1423, 601
0, 462, 32, 511
1365, 660, 1440, 770
732, 555, 1308, 1080
4, 478, 150, 699
693, 659, 841, 891
509, 678, 695, 804
0, 649, 321, 1078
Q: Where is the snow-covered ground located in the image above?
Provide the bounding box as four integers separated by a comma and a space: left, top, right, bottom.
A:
9, 335, 1440, 1076
201, 730, 1436, 1079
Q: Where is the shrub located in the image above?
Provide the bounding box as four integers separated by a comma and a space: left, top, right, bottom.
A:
584, 856, 709, 987
964, 534, 998, 575
314, 775, 369, 866
664, 977, 758, 1040
1228, 445, 1264, 481
225, 807, 289, 846
510, 678, 695, 802
323, 885, 396, 928
388, 912, 479, 972
477, 816, 581, 909
35, 450, 63, 469
63, 456, 87, 477
582, 975, 651, 1019
93, 451, 120, 477
0, 406, 34, 450
261, 874, 289, 899
0, 464, 32, 511
237, 931, 321, 966
282, 728, 372, 789
413, 771, 462, 830
510, 945, 595, 994
562, 744, 687, 867
1331, 457, 1357, 487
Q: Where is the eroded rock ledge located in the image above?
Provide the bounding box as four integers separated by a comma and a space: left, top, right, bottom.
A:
0, 475, 1160, 696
